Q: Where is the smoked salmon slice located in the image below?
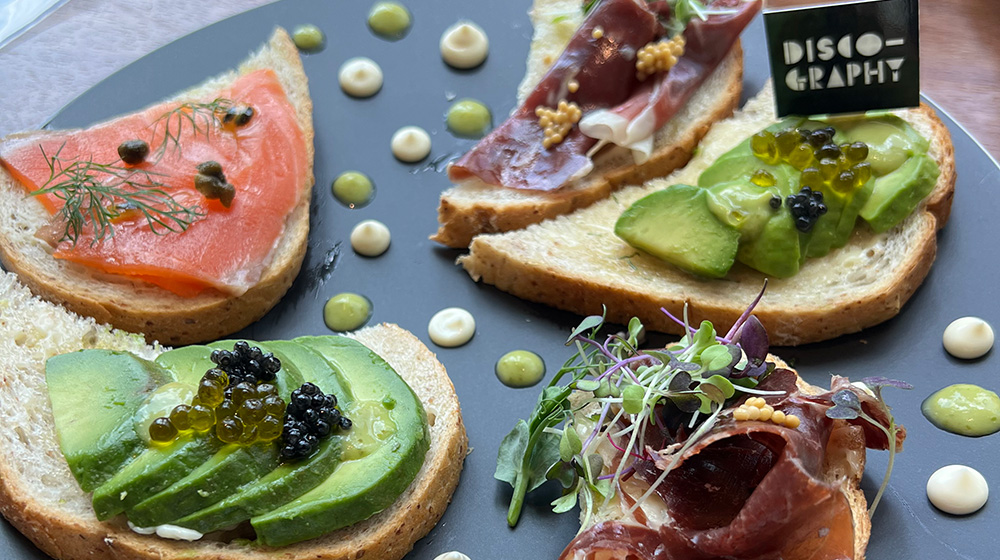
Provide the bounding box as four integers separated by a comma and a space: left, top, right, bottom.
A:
0, 69, 309, 297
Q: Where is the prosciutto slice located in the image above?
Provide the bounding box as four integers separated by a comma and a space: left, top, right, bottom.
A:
448, 0, 761, 191
559, 370, 901, 560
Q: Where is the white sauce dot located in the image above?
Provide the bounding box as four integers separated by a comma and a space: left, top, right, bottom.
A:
350, 219, 391, 257
943, 317, 994, 359
440, 21, 489, 69
154, 524, 204, 541
927, 464, 989, 515
391, 126, 432, 162
338, 57, 384, 98
127, 521, 157, 535
428, 307, 475, 347
434, 553, 471, 560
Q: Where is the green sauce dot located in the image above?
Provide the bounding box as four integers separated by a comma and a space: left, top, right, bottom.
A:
292, 24, 325, 52
332, 171, 375, 208
368, 1, 412, 40
921, 383, 1000, 437
495, 350, 545, 388
324, 293, 373, 332
446, 99, 492, 138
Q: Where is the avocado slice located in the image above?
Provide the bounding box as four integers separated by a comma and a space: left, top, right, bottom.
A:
172, 340, 349, 533
91, 342, 300, 521
90, 345, 222, 520
736, 210, 802, 278
46, 350, 174, 492
828, 114, 929, 176
860, 153, 940, 232
615, 184, 740, 279
799, 175, 875, 259
696, 116, 804, 189
126, 442, 279, 527
251, 336, 429, 547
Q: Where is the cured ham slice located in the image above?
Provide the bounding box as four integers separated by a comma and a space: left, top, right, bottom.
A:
448, 0, 761, 191
560, 370, 899, 560
580, 0, 760, 163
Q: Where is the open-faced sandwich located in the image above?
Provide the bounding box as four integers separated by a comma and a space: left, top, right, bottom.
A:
0, 271, 467, 560
497, 295, 907, 559
0, 28, 314, 346
433, 0, 761, 248
461, 84, 956, 345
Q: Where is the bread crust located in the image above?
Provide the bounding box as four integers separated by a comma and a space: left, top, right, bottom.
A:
431, 37, 744, 248
0, 27, 315, 346
0, 278, 467, 560
461, 96, 956, 346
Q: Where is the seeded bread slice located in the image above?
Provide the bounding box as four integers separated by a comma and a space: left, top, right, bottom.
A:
460, 85, 956, 346
0, 27, 314, 346
0, 271, 467, 560
431, 0, 744, 248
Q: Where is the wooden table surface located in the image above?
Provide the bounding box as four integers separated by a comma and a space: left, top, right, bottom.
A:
1, 0, 998, 160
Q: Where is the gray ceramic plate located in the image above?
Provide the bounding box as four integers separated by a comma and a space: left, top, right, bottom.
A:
2, 1, 998, 558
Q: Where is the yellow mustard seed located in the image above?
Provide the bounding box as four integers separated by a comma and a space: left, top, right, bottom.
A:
734, 406, 750, 421
747, 406, 761, 421
568, 79, 580, 93
784, 414, 801, 429
635, 35, 685, 80
592, 26, 604, 39
771, 410, 786, 425
537, 100, 582, 149
758, 405, 773, 422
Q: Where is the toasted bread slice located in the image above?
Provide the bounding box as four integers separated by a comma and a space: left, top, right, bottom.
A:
0, 271, 467, 560
0, 28, 314, 346
431, 0, 744, 248
460, 85, 956, 346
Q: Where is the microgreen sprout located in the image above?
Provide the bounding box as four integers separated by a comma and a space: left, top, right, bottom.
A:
496, 286, 783, 527
826, 376, 912, 517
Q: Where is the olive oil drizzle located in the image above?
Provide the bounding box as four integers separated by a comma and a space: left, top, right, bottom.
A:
30, 144, 204, 246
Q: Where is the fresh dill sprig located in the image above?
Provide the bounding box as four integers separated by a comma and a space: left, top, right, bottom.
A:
149, 97, 234, 162
30, 144, 205, 246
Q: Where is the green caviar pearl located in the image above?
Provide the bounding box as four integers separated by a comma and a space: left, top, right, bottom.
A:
149, 417, 178, 443
368, 1, 412, 40
324, 292, 373, 332
169, 404, 193, 431
189, 404, 215, 431
446, 99, 492, 138
292, 24, 325, 51
495, 350, 546, 388
332, 171, 375, 208
922, 384, 1000, 437
258, 415, 283, 441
